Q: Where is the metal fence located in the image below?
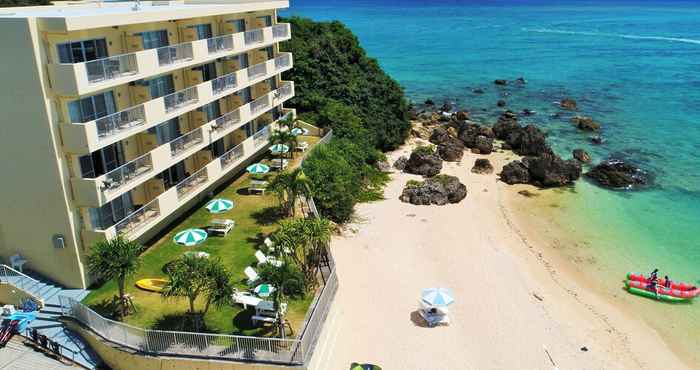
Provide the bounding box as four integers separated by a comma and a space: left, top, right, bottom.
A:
0, 264, 43, 299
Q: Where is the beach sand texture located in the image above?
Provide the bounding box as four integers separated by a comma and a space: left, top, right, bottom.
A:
316, 141, 690, 370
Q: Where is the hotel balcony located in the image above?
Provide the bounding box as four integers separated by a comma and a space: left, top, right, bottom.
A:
69, 81, 294, 208
82, 121, 275, 244
60, 52, 293, 155
48, 23, 291, 96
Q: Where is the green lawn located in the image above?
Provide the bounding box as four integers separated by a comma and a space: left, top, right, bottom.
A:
83, 137, 319, 337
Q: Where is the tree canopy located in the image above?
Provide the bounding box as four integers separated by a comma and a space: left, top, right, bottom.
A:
280, 16, 410, 151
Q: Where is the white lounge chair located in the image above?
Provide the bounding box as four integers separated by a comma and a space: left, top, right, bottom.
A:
10, 254, 27, 272
294, 142, 309, 152
184, 251, 210, 259
252, 301, 287, 325
419, 302, 450, 327
209, 219, 235, 236
264, 237, 274, 249
269, 159, 289, 171
255, 250, 283, 267
232, 289, 262, 309
244, 266, 260, 285
249, 180, 268, 195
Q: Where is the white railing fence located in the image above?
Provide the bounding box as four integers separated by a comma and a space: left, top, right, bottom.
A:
0, 264, 43, 298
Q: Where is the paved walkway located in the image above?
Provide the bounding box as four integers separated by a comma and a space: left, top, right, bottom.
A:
0, 336, 77, 370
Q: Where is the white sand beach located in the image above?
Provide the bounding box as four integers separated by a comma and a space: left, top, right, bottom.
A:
317, 140, 690, 370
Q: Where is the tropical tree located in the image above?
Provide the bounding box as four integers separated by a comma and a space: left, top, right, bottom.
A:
270, 129, 297, 160
272, 217, 332, 290
87, 236, 142, 318
161, 256, 232, 330
277, 112, 297, 131
268, 168, 311, 216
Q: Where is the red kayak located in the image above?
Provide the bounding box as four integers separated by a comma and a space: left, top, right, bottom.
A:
626, 273, 699, 302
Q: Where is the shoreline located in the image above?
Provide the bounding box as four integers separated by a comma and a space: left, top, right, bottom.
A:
323, 138, 691, 369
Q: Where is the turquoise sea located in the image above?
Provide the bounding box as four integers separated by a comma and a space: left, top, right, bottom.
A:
285, 0, 700, 363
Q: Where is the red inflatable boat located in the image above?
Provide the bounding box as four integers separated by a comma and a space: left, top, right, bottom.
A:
626, 273, 699, 302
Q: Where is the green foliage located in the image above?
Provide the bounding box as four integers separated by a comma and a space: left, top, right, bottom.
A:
257, 263, 305, 298
267, 168, 310, 216
87, 236, 142, 318
412, 144, 436, 156
405, 180, 424, 189
280, 16, 410, 151
161, 256, 233, 330
317, 101, 368, 143
271, 217, 332, 290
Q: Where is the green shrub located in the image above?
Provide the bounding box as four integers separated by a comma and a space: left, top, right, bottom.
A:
258, 263, 305, 298
280, 16, 411, 151
412, 145, 435, 156
405, 180, 424, 189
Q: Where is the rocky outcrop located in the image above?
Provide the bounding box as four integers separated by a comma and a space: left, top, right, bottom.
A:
393, 156, 408, 171
473, 135, 494, 154
455, 110, 470, 122
404, 149, 443, 177
492, 112, 551, 156
500, 161, 531, 184
573, 149, 591, 163
560, 98, 577, 110
522, 109, 535, 116
473, 88, 485, 94
571, 116, 601, 131
500, 154, 581, 187
437, 138, 465, 162
400, 175, 467, 205
515, 77, 527, 84
375, 159, 392, 172
494, 79, 508, 86
492, 111, 520, 140
522, 154, 582, 187
429, 126, 451, 145
471, 159, 494, 174
497, 100, 507, 107
591, 135, 604, 145
585, 159, 650, 189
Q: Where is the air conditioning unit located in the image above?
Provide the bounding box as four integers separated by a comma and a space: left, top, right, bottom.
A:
52, 235, 65, 249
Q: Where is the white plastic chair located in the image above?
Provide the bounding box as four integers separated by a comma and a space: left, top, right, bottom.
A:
244, 266, 259, 285
10, 254, 27, 272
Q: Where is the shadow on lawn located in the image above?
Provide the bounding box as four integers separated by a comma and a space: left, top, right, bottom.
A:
152, 313, 218, 334
251, 206, 284, 226
231, 309, 276, 337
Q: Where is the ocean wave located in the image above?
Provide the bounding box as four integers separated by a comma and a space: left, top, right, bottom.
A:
523, 28, 700, 46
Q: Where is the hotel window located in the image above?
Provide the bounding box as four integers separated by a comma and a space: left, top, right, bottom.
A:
78, 141, 125, 179
226, 19, 246, 33
148, 118, 181, 145
191, 62, 217, 81
158, 161, 187, 190
140, 30, 169, 50
147, 75, 175, 99
261, 45, 274, 59
224, 53, 249, 69
189, 24, 213, 40
89, 192, 134, 230
198, 101, 221, 122
68, 91, 117, 123
256, 15, 272, 27
237, 87, 252, 104
57, 38, 108, 63
211, 139, 226, 157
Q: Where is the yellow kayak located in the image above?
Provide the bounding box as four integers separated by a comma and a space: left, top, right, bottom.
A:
135, 278, 168, 293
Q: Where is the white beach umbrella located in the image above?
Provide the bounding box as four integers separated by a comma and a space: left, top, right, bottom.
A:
421, 288, 454, 306
290, 127, 309, 136
174, 228, 208, 247
246, 163, 270, 175
205, 198, 234, 213
269, 144, 290, 154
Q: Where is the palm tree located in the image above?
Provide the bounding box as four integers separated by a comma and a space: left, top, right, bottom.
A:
268, 168, 311, 217
161, 256, 232, 330
302, 217, 332, 283
270, 129, 297, 161
272, 217, 332, 290
87, 236, 142, 318
277, 113, 296, 131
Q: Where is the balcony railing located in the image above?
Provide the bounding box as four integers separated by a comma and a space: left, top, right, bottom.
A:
114, 198, 160, 236
95, 105, 146, 139
211, 73, 237, 95
219, 142, 245, 169
247, 63, 267, 80
157, 43, 194, 66
277, 83, 293, 100
214, 109, 241, 132
85, 54, 138, 84
102, 154, 153, 193
170, 128, 204, 157
207, 35, 235, 54
272, 24, 290, 39
250, 95, 270, 115
244, 29, 265, 45
253, 125, 271, 147
275, 53, 291, 70
176, 167, 208, 200
164, 86, 198, 113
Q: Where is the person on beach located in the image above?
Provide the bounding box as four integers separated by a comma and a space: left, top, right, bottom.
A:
664, 276, 672, 289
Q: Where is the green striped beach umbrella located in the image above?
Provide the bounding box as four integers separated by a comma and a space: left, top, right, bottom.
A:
253, 283, 276, 297
246, 163, 270, 175
350, 364, 382, 370
174, 228, 208, 246
205, 198, 234, 213
269, 144, 290, 154
290, 127, 309, 136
